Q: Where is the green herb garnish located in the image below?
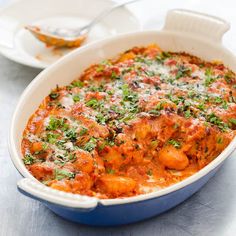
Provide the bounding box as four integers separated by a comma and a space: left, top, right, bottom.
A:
71, 80, 84, 88
49, 92, 59, 100
111, 71, 120, 79
147, 169, 153, 176
73, 94, 80, 102
229, 118, 236, 125
65, 128, 77, 142
86, 98, 100, 109
107, 168, 115, 174
79, 127, 88, 136
197, 103, 205, 111
69, 153, 76, 162
46, 132, 59, 144
121, 84, 139, 103
204, 68, 217, 87
82, 137, 97, 152
206, 113, 228, 131
224, 71, 234, 84
184, 110, 192, 119
23, 154, 35, 165
217, 136, 223, 144
168, 139, 181, 149
46, 117, 68, 131
96, 65, 104, 72
156, 52, 171, 63
148, 110, 160, 116
176, 65, 191, 79
54, 169, 75, 180
96, 112, 109, 125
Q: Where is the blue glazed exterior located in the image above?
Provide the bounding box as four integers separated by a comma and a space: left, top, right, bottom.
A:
18, 164, 221, 226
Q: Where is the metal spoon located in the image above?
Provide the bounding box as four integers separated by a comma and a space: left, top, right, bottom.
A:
25, 0, 141, 48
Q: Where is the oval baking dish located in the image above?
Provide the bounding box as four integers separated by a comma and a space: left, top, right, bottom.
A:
9, 9, 236, 226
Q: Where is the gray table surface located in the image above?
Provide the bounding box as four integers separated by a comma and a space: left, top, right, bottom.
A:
1, 0, 236, 235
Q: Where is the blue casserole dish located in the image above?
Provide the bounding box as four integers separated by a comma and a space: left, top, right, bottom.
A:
9, 9, 236, 226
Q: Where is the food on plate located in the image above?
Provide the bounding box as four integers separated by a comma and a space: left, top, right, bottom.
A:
21, 44, 236, 198
25, 25, 86, 48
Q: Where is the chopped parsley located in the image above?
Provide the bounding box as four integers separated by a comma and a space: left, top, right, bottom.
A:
150, 140, 158, 148
98, 141, 106, 151
86, 98, 100, 109
147, 101, 166, 116
166, 94, 184, 105
71, 80, 84, 88
229, 92, 236, 103
55, 140, 67, 150
168, 139, 181, 149
214, 97, 223, 104
88, 84, 105, 92
65, 128, 77, 142
217, 136, 223, 144
176, 65, 191, 79
96, 65, 104, 72
46, 132, 59, 144
229, 118, 236, 125
148, 110, 161, 116
49, 92, 59, 100
156, 101, 165, 111
46, 117, 68, 131
156, 51, 171, 63
79, 127, 88, 136
173, 123, 180, 129
224, 71, 234, 84
82, 137, 97, 152
119, 113, 136, 123
206, 113, 228, 131
73, 94, 80, 102
54, 169, 75, 180
212, 97, 228, 109
96, 112, 109, 125
121, 84, 139, 103
184, 110, 192, 119
107, 168, 115, 174
111, 71, 120, 79
23, 154, 35, 165
107, 90, 114, 95
68, 153, 76, 162
197, 103, 205, 111
204, 68, 217, 87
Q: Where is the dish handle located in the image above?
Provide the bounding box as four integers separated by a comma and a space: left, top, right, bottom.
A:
163, 9, 230, 44
17, 178, 98, 210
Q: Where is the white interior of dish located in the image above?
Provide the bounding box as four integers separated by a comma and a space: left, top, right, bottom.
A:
9, 10, 236, 207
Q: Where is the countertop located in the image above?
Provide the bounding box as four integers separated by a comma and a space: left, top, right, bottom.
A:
1, 0, 236, 235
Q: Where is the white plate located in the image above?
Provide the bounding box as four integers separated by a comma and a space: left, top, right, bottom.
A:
0, 0, 141, 68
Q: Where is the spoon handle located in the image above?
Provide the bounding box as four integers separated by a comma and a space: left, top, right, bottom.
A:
80, 0, 142, 32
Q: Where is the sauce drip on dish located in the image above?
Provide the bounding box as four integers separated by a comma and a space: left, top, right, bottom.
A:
21, 44, 236, 199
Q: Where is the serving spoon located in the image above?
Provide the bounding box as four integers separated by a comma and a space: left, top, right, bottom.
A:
25, 0, 141, 48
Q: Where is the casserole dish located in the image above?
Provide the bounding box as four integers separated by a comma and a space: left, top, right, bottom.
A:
9, 9, 236, 226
